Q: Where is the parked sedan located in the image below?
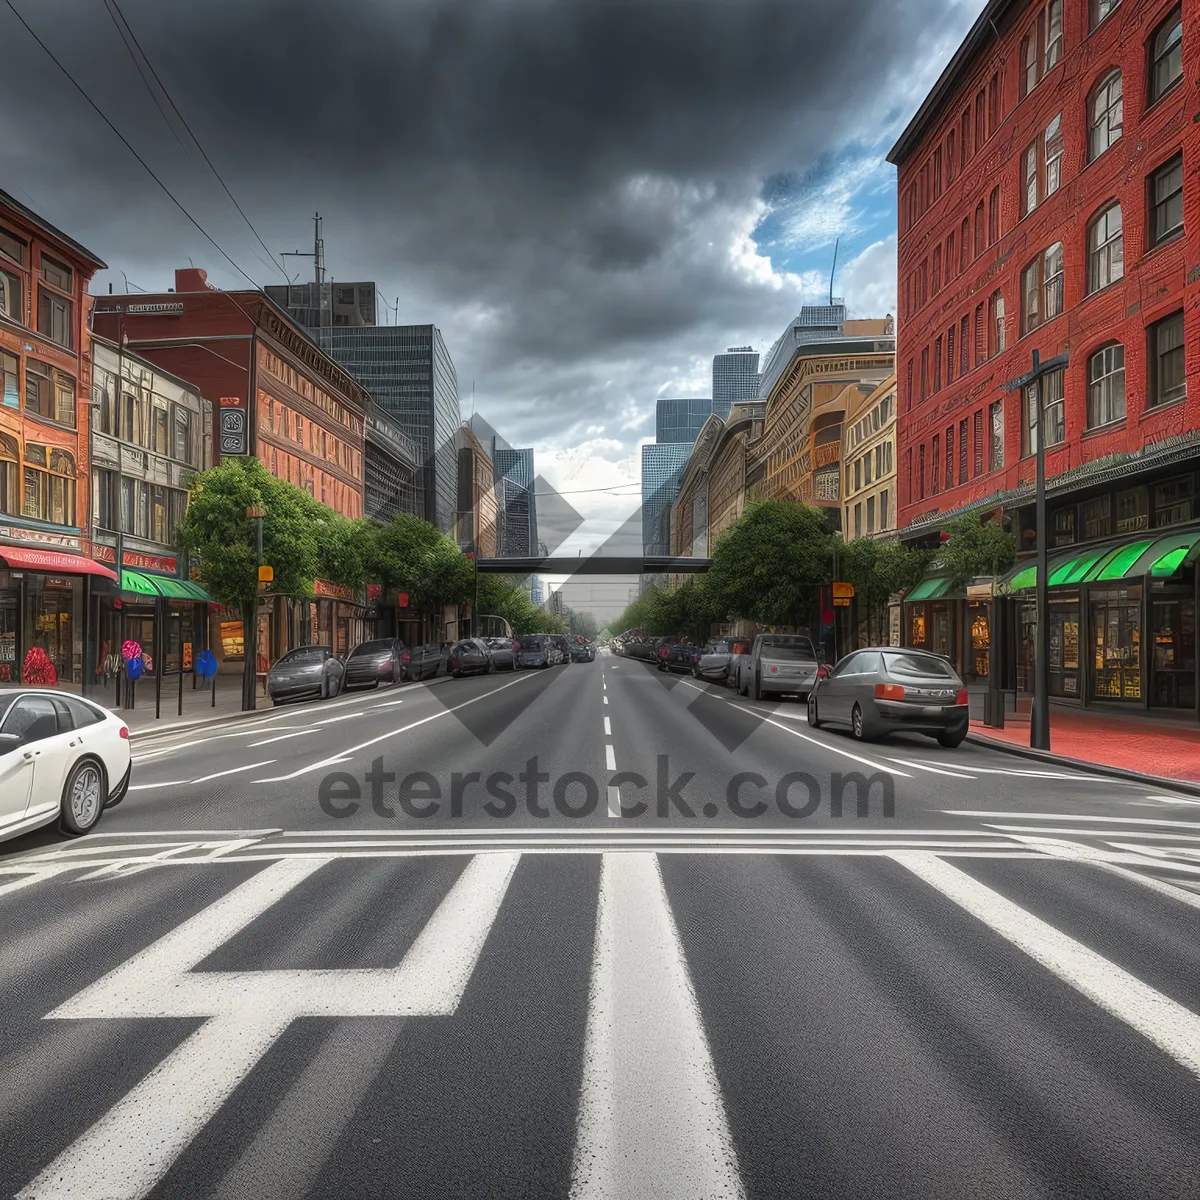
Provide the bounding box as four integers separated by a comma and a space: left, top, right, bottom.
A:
692, 638, 743, 682
484, 637, 518, 670
807, 647, 968, 746
658, 644, 695, 674
515, 635, 560, 668
267, 646, 345, 704
0, 689, 132, 844
736, 633, 819, 701
448, 637, 494, 677
569, 638, 596, 662
342, 637, 406, 690
405, 642, 445, 681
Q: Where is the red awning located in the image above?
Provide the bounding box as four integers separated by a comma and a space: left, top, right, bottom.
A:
0, 546, 119, 581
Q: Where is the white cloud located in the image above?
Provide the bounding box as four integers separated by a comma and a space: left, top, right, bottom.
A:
839, 234, 897, 319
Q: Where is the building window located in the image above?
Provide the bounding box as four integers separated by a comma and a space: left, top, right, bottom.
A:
960, 417, 969, 482
1, 350, 16, 410
0, 430, 17, 514
1087, 342, 1126, 428
1044, 0, 1063, 71
1149, 153, 1183, 248
974, 302, 985, 366
1021, 139, 1038, 216
974, 200, 985, 257
37, 288, 72, 349
880, 489, 889, 529
1087, 203, 1124, 292
855, 458, 862, 491
947, 324, 956, 383
988, 73, 1000, 134
918, 445, 925, 500
932, 246, 942, 295
1044, 115, 1063, 196
21, 444, 75, 525
988, 186, 1000, 244
867, 495, 875, 534
918, 259, 928, 306
906, 359, 913, 410
24, 362, 76, 428
947, 231, 956, 280
1148, 310, 1185, 408
1088, 71, 1122, 161
960, 315, 970, 376
932, 435, 940, 494
93, 468, 117, 531
934, 336, 942, 392
173, 405, 194, 464
920, 346, 929, 401
947, 131, 956, 182
1022, 369, 1065, 456
959, 219, 969, 274
933, 147, 943, 200
1154, 476, 1193, 527
0, 264, 21, 324
1082, 495, 1112, 539
989, 400, 1004, 471
151, 405, 169, 456
854, 503, 863, 537
1021, 34, 1038, 98
0, 226, 25, 268
1043, 242, 1063, 321
1116, 487, 1148, 533
39, 254, 71, 293
1149, 7, 1183, 105
1022, 115, 1062, 217
1021, 259, 1040, 334
989, 290, 1006, 357
975, 89, 986, 148
974, 410, 984, 476
945, 426, 954, 489
1091, 0, 1120, 29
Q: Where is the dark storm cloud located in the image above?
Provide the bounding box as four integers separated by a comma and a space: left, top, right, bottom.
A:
0, 0, 973, 483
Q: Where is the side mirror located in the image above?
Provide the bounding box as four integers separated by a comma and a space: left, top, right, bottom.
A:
0, 731, 22, 755
817, 664, 831, 679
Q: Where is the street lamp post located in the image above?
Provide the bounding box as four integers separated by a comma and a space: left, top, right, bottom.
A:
1003, 348, 1068, 752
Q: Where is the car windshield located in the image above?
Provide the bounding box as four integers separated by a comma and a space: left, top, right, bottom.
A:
349, 640, 394, 657
279, 648, 326, 665
705, 641, 732, 654
759, 637, 816, 660
521, 637, 545, 649
883, 651, 958, 679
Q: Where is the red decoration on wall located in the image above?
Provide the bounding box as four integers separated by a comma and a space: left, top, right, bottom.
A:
22, 647, 57, 687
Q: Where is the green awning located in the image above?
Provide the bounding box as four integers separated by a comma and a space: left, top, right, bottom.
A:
1087, 538, 1154, 581
121, 569, 213, 602
1003, 529, 1200, 592
906, 574, 956, 601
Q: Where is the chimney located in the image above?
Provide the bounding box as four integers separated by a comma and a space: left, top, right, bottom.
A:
174, 267, 215, 292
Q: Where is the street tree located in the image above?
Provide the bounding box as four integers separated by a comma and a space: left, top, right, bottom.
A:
840, 537, 933, 645
940, 512, 1016, 589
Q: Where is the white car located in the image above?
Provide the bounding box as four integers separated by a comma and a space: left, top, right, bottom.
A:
0, 690, 132, 844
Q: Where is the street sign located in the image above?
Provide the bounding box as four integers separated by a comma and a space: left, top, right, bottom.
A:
258, 565, 274, 582
832, 582, 855, 600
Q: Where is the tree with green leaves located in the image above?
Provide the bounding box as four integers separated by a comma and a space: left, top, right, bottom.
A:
177, 457, 323, 709
939, 511, 1016, 589
840, 536, 934, 645
364, 514, 473, 630
706, 500, 837, 631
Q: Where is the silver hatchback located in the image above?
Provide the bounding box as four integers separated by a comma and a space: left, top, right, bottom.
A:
736, 634, 819, 701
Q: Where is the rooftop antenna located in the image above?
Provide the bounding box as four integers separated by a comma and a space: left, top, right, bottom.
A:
829, 236, 839, 306
471, 381, 475, 420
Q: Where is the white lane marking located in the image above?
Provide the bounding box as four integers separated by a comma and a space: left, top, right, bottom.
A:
249, 730, 313, 747
984, 825, 1200, 843
677, 680, 910, 777
370, 698, 407, 709
607, 786, 621, 819
605, 744, 617, 771
893, 851, 1200, 1077
190, 760, 276, 785
571, 852, 745, 1200
127, 780, 191, 791
27, 853, 519, 1199
603, 695, 609, 705
604, 716, 612, 736
947, 810, 1200, 829
884, 757, 977, 779
961, 766, 1113, 781
1020, 836, 1200, 906
312, 712, 363, 725
255, 670, 540, 782
1147, 794, 1200, 807
0, 865, 73, 897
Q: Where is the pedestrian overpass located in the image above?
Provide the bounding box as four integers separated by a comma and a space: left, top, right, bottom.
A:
473, 556, 712, 575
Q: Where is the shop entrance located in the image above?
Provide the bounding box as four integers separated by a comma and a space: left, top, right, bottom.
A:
1151, 596, 1196, 709
1090, 587, 1142, 702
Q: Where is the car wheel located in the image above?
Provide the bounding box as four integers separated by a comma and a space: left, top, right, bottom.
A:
453, 669, 462, 678
807, 694, 821, 728
937, 728, 967, 748
61, 758, 105, 836
851, 703, 873, 742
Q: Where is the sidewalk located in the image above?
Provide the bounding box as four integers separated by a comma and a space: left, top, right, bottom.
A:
969, 705, 1200, 784
87, 674, 272, 739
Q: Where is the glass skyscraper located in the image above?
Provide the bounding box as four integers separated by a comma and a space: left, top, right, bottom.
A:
711, 347, 760, 417
655, 397, 713, 446
491, 445, 539, 557
641, 442, 693, 557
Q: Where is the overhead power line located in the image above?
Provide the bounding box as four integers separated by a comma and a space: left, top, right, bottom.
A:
101, 0, 288, 282
2, 0, 262, 290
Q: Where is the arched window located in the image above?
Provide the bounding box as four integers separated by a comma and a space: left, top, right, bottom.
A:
1088, 70, 1122, 161
960, 218, 969, 273
1087, 202, 1123, 292
0, 428, 17, 515
1087, 343, 1126, 429
974, 200, 985, 257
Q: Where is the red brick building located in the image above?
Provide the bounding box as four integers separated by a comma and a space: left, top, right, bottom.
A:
94, 269, 372, 668
889, 0, 1200, 716
0, 190, 114, 688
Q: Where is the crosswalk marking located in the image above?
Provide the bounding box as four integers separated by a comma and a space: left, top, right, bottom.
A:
23, 854, 520, 1199
893, 851, 1200, 1079
571, 852, 745, 1199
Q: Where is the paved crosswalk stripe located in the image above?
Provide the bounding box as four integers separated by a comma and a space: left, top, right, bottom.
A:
571, 852, 745, 1199
22, 854, 520, 1199
893, 851, 1200, 1078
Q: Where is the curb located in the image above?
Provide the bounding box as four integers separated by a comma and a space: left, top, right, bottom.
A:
965, 730, 1200, 797
128, 672, 456, 743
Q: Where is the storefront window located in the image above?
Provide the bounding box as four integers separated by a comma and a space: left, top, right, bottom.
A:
1115, 487, 1148, 534
0, 584, 17, 682
931, 604, 952, 659
909, 603, 926, 647
122, 608, 157, 673
1091, 586, 1141, 700
1049, 594, 1080, 697
27, 573, 82, 686
0, 429, 18, 515
22, 444, 76, 526
1153, 476, 1194, 528
1081, 496, 1111, 541
969, 602, 990, 680
1152, 597, 1195, 708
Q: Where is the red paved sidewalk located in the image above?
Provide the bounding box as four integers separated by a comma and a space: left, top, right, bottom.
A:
969, 708, 1200, 782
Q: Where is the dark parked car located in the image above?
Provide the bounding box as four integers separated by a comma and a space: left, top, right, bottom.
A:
405, 642, 444, 681
658, 644, 695, 674
342, 637, 406, 690
691, 638, 740, 682
448, 638, 494, 677
548, 634, 573, 665
515, 634, 560, 668
620, 630, 654, 661
807, 647, 969, 746
484, 637, 518, 670
267, 646, 345, 704
569, 637, 595, 662
652, 635, 680, 667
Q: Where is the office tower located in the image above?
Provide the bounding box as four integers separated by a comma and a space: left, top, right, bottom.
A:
712, 347, 760, 417
655, 397, 713, 446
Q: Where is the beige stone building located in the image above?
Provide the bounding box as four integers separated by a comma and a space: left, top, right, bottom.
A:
841, 373, 897, 540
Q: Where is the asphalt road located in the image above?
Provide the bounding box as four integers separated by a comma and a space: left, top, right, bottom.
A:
3, 650, 1200, 1198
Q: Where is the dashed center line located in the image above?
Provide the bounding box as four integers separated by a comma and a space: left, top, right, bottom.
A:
605, 744, 617, 771
604, 716, 612, 736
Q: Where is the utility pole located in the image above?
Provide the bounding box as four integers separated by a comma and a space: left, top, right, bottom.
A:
1003, 347, 1069, 751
